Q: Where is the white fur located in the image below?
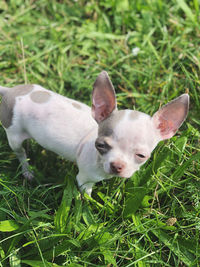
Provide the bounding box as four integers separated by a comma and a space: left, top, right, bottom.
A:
0, 72, 189, 196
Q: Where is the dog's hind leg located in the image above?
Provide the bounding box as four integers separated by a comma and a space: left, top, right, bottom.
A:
5, 128, 33, 180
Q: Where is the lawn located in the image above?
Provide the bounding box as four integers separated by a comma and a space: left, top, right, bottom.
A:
0, 0, 200, 266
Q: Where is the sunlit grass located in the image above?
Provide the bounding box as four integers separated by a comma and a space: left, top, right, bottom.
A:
0, 0, 200, 266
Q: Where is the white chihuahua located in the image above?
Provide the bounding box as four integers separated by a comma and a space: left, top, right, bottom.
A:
0, 71, 189, 195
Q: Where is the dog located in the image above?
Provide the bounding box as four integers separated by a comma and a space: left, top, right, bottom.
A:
0, 71, 189, 196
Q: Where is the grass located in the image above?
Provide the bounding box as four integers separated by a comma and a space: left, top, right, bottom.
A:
0, 0, 200, 266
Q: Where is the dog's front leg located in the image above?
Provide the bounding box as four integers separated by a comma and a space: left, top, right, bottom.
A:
76, 172, 94, 196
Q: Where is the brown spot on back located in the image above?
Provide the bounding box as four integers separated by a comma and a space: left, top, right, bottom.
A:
30, 91, 51, 103
72, 102, 82, 110
13, 84, 34, 96
0, 84, 33, 128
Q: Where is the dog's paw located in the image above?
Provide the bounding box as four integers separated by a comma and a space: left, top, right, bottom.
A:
79, 183, 93, 197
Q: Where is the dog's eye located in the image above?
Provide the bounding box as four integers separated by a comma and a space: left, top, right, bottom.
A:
135, 153, 147, 162
136, 153, 145, 159
95, 140, 111, 154
96, 143, 105, 150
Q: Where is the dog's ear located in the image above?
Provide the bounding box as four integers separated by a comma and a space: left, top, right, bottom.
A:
152, 94, 189, 140
92, 71, 117, 123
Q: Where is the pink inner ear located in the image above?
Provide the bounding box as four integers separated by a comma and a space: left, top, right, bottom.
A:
158, 118, 177, 136
154, 101, 188, 140
92, 71, 116, 123
92, 103, 111, 122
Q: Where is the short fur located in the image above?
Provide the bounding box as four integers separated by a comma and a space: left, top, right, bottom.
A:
0, 71, 189, 196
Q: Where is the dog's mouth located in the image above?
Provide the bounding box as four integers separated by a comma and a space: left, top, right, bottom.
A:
109, 171, 132, 179
115, 172, 132, 178
103, 160, 135, 178
108, 165, 133, 178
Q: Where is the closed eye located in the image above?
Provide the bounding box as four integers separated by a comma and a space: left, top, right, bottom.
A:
135, 153, 149, 163
136, 153, 145, 159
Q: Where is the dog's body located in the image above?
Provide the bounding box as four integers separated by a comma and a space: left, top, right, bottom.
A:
0, 71, 189, 195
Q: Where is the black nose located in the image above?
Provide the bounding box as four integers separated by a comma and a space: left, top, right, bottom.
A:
110, 161, 124, 174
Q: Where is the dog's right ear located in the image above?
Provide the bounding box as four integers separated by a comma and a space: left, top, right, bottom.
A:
92, 71, 117, 123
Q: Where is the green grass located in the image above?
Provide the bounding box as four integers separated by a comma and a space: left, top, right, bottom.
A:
0, 0, 200, 266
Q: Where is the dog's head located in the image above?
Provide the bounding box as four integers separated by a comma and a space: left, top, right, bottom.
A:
92, 71, 189, 178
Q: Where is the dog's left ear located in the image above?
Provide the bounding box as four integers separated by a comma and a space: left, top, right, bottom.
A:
92, 71, 117, 123
152, 94, 189, 140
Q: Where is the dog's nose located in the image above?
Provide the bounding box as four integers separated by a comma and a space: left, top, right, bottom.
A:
110, 161, 125, 174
